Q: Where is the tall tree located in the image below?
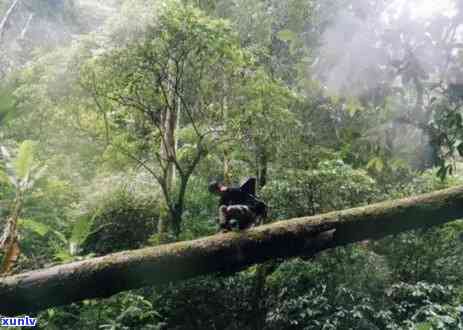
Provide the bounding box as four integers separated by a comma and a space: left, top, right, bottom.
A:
82, 3, 249, 237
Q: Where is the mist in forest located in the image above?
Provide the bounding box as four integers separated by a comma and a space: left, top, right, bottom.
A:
316, 0, 460, 96
0, 0, 117, 76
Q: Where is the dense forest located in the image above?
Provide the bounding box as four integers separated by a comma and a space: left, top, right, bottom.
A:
1, 0, 463, 329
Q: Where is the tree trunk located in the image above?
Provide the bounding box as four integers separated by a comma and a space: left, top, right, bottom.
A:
249, 261, 278, 329
2, 185, 463, 315
419, 126, 441, 170
157, 56, 179, 238
256, 147, 268, 189
161, 106, 177, 192
251, 152, 269, 328
0, 194, 23, 275
222, 75, 231, 184
223, 148, 231, 185
250, 220, 276, 329
158, 102, 177, 237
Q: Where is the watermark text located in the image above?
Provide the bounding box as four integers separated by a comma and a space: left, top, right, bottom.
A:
1, 316, 37, 327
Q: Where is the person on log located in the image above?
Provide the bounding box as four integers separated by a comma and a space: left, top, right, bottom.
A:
208, 177, 267, 232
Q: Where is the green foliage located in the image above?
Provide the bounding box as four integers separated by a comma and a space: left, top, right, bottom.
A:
0, 83, 18, 124
152, 274, 256, 329
180, 176, 218, 240
372, 226, 463, 285
267, 285, 394, 330
265, 281, 463, 330
19, 218, 51, 237
70, 217, 92, 249
0, 140, 45, 191
427, 98, 463, 181
83, 188, 159, 255
387, 282, 463, 329
262, 160, 379, 219
40, 292, 165, 330
14, 140, 36, 179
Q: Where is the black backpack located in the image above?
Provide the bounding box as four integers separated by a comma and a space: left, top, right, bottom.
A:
240, 178, 267, 218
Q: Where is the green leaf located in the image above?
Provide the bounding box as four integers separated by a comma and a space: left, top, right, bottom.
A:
390, 159, 407, 171
277, 29, 297, 42
346, 97, 362, 116
19, 218, 50, 237
51, 230, 68, 245
0, 86, 17, 123
367, 157, 384, 172
70, 217, 93, 246
416, 322, 432, 330
0, 170, 9, 184
54, 250, 73, 262
14, 140, 36, 180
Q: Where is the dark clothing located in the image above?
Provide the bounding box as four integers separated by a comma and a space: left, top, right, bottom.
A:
219, 187, 248, 206
214, 178, 267, 232
218, 178, 267, 218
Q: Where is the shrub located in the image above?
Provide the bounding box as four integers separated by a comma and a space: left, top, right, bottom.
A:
83, 188, 159, 255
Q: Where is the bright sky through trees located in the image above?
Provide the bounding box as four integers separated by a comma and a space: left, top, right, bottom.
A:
392, 0, 457, 19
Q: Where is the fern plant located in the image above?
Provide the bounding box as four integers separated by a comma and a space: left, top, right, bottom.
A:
20, 216, 94, 262
0, 140, 46, 275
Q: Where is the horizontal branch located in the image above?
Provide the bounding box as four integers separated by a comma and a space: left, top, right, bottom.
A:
2, 185, 463, 315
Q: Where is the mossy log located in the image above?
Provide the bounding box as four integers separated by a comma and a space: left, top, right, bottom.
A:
2, 185, 463, 315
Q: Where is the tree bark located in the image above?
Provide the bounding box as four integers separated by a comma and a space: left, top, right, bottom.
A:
2, 185, 463, 315
157, 65, 178, 238
157, 105, 177, 237
0, 194, 23, 275
256, 147, 268, 188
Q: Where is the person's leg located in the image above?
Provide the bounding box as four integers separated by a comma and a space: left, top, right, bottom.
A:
218, 205, 232, 232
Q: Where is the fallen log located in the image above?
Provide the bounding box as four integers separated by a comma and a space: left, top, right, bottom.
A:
1, 185, 463, 315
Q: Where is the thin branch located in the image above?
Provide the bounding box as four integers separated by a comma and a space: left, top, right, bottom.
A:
0, 0, 21, 43
19, 12, 33, 40
116, 145, 161, 183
